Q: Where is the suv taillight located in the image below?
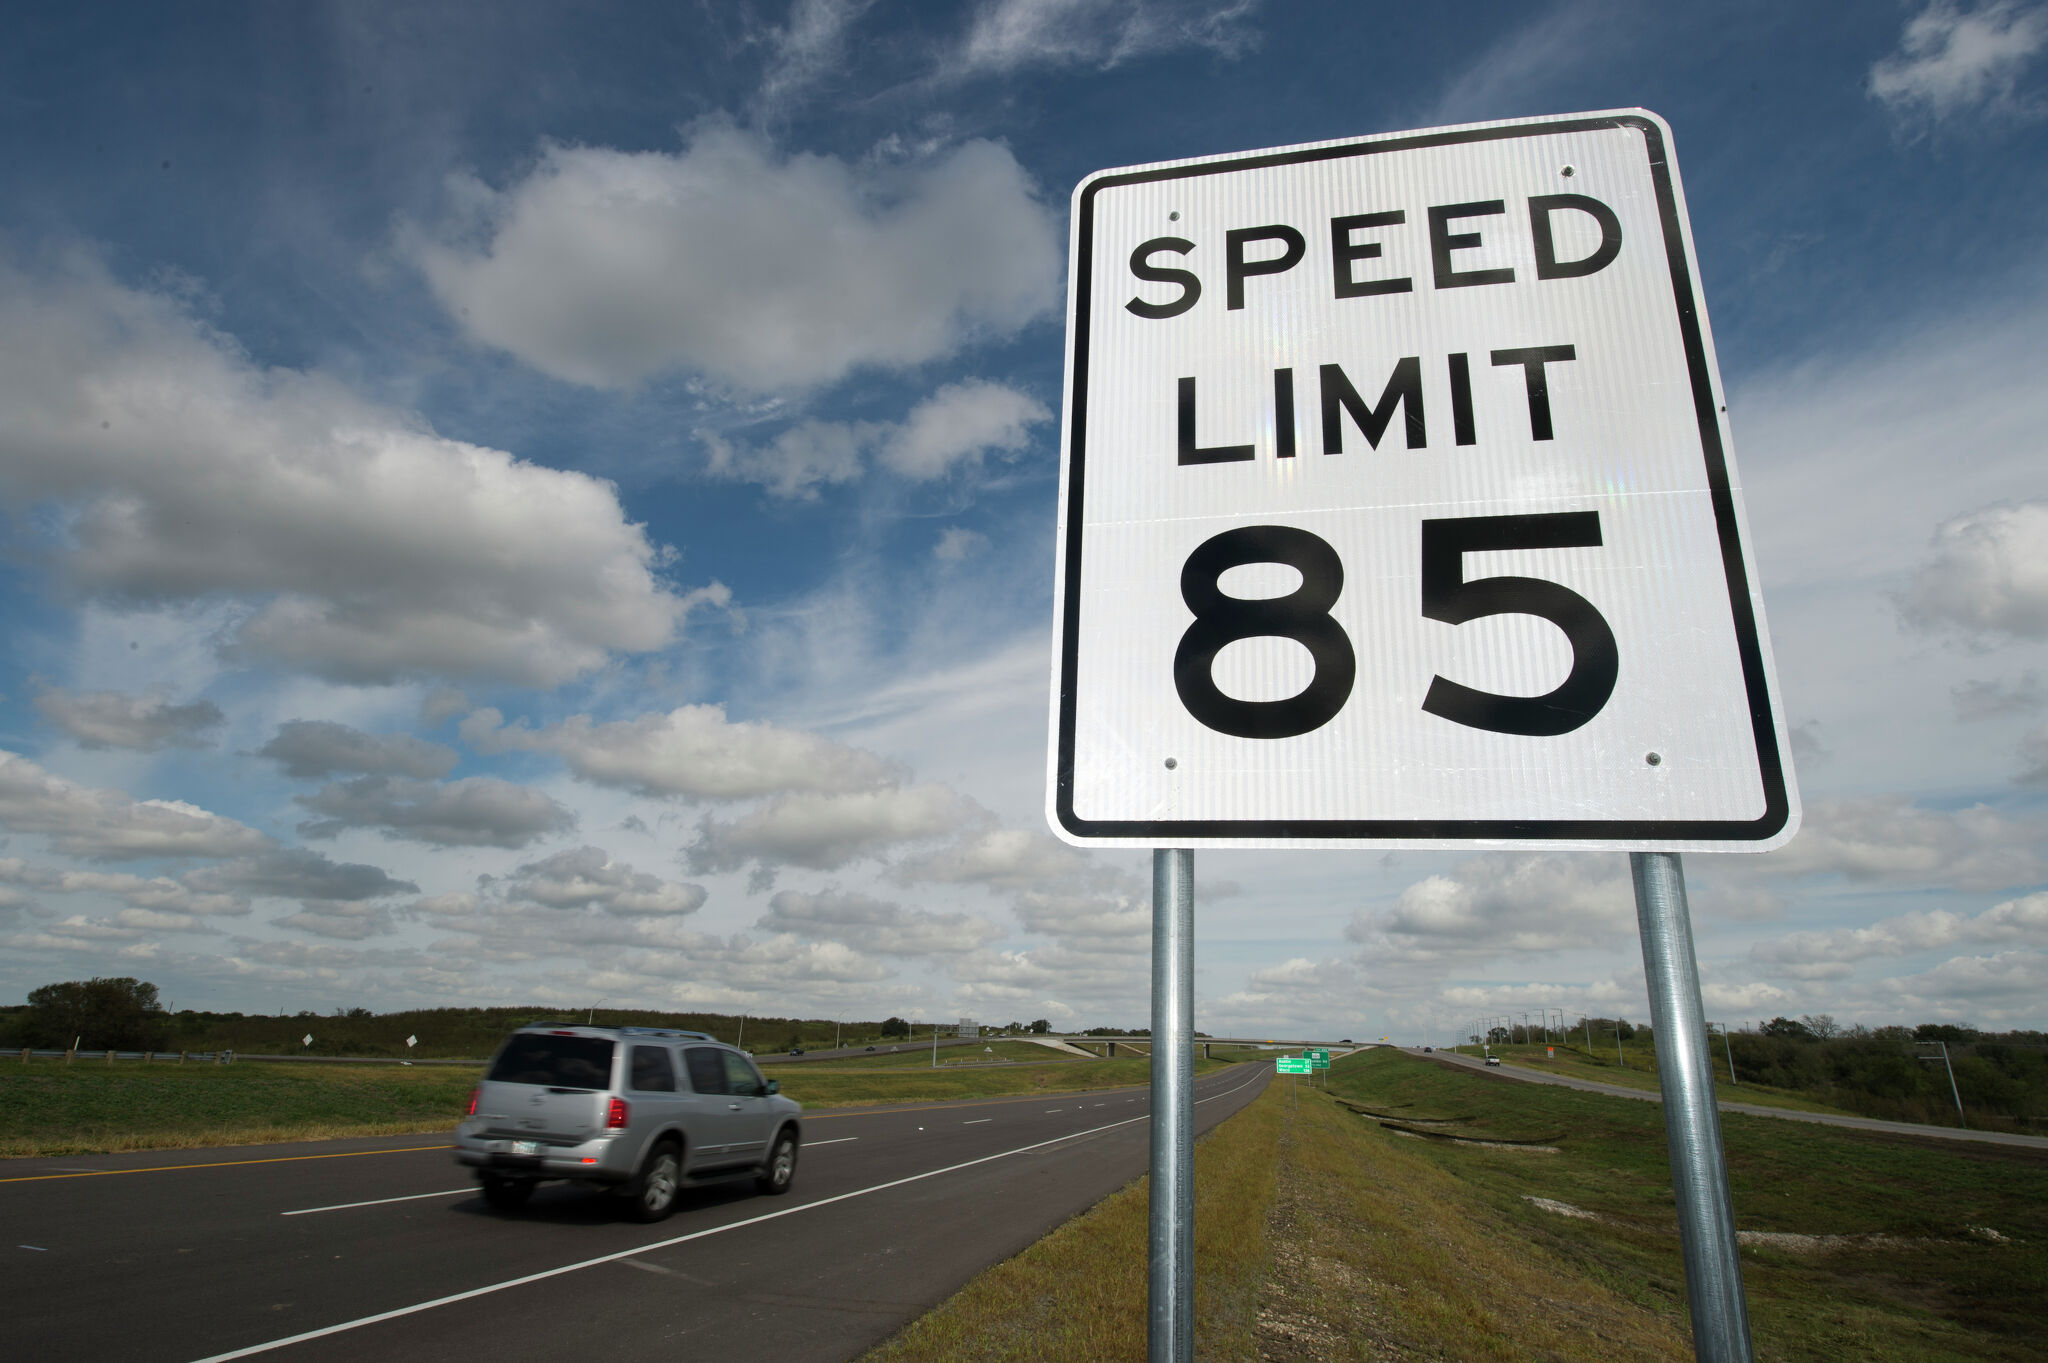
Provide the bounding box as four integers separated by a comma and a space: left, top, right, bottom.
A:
607, 1097, 629, 1129
465, 1086, 479, 1117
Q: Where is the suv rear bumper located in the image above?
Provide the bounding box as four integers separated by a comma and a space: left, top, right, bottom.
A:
453, 1125, 632, 1182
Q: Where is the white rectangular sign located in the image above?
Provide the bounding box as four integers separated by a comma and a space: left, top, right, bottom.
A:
1047, 111, 1798, 851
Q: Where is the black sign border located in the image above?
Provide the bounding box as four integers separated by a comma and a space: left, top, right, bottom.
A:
1053, 114, 1794, 845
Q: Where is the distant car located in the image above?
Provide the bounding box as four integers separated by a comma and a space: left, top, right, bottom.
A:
1422, 1046, 1433, 1052
864, 1045, 876, 1052
1340, 1039, 1353, 1045
455, 1024, 803, 1222
788, 1046, 804, 1056
1485, 1054, 1502, 1066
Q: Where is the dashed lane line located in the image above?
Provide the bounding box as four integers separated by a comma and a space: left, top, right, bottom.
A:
0, 1145, 455, 1185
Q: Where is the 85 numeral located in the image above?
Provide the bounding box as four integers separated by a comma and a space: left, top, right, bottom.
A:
1171, 512, 1618, 739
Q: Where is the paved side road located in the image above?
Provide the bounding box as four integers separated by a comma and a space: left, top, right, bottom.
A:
1416, 1048, 2048, 1150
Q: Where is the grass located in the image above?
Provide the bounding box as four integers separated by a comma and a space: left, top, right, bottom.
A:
863, 1064, 1694, 1362
786, 1040, 1083, 1069
0, 1052, 1225, 1156
0, 1057, 480, 1157
1332, 1049, 2048, 1360
776, 1056, 1230, 1109
1465, 1042, 1862, 1116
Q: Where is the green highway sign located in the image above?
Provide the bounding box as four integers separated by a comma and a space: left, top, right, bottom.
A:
1275, 1057, 1311, 1074
1309, 1054, 1330, 1070
1306, 1048, 1330, 1062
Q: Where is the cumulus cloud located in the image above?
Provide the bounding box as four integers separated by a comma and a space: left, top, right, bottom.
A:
182, 848, 418, 902
686, 784, 978, 878
1877, 947, 2048, 1018
258, 720, 458, 781
274, 903, 398, 941
703, 379, 1047, 499
0, 749, 272, 860
1754, 795, 2048, 891
1011, 887, 1149, 952
34, 687, 223, 751
462, 703, 897, 800
0, 857, 246, 918
1748, 892, 2048, 979
1869, 1, 2048, 124
0, 245, 700, 687
1349, 855, 1635, 962
754, 0, 876, 117
403, 125, 1060, 393
1898, 501, 2048, 640
2020, 725, 2048, 783
896, 827, 1106, 891
956, 0, 1262, 75
295, 775, 576, 849
757, 887, 998, 955
493, 846, 707, 917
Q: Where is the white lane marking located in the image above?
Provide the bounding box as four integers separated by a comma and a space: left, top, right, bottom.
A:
805, 1137, 858, 1147
20, 1244, 48, 1251
282, 1188, 473, 1217
1044, 1108, 1062, 1113
963, 1118, 992, 1125
188, 1111, 1156, 1362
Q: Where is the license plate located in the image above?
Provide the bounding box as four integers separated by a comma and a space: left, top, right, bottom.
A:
511, 1140, 541, 1156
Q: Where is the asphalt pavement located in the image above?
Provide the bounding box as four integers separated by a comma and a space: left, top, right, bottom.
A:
2, 1062, 1268, 1363
1416, 1048, 2048, 1149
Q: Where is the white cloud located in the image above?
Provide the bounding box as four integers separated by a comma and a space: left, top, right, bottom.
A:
493, 846, 707, 917
294, 775, 576, 849
1748, 892, 2048, 975
0, 749, 272, 861
686, 784, 978, 876
462, 703, 898, 801
1010, 886, 1149, 951
2020, 724, 2048, 783
933, 527, 989, 563
0, 245, 699, 688
878, 380, 1049, 479
757, 887, 998, 955
754, 0, 876, 117
1753, 795, 2048, 891
403, 125, 1061, 393
1875, 948, 2048, 1022
275, 903, 398, 941
1898, 501, 2048, 640
1349, 855, 1634, 961
1869, 1, 2048, 123
703, 379, 1047, 498
258, 719, 458, 781
34, 688, 223, 751
0, 858, 246, 918
182, 848, 418, 903
957, 0, 1261, 74
896, 827, 1105, 891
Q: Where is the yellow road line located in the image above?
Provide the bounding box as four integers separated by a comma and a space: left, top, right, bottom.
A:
0, 1144, 454, 1184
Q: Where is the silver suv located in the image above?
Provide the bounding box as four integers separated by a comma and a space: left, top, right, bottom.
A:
455, 1024, 803, 1221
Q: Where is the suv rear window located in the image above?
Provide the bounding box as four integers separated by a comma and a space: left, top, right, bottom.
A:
488, 1034, 614, 1089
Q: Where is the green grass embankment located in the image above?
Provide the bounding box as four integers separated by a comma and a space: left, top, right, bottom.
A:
0, 1052, 1221, 1156
1465, 1042, 1861, 1116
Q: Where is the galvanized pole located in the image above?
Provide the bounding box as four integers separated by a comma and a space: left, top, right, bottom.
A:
1936, 1041, 1966, 1128
1149, 848, 1195, 1363
1632, 851, 1754, 1363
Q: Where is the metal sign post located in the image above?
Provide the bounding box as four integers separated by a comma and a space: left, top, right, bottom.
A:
1633, 852, 1751, 1363
1149, 848, 1195, 1363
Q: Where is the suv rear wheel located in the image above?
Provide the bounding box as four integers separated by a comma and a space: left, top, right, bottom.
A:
479, 1174, 534, 1212
627, 1139, 682, 1223
755, 1128, 797, 1195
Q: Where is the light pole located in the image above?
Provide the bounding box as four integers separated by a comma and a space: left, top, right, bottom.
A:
588, 998, 607, 1025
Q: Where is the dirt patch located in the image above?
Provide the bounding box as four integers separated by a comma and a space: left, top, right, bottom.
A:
1252, 1105, 1409, 1361
1518, 1196, 2009, 1255
1380, 1121, 1561, 1152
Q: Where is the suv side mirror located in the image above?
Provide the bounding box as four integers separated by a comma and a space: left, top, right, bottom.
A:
764, 1079, 780, 1095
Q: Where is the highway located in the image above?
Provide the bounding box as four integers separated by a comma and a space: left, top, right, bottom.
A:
2, 1062, 1268, 1363
1415, 1048, 2048, 1150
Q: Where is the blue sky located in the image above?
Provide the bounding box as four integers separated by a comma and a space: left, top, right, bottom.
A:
3, 1, 2046, 1038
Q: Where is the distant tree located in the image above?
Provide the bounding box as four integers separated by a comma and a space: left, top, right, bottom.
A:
1915, 1022, 1978, 1043
26, 977, 169, 1050
1801, 1013, 1840, 1040
1487, 1026, 1511, 1044
879, 1016, 910, 1039
1761, 1016, 1812, 1039
1029, 1018, 1051, 1034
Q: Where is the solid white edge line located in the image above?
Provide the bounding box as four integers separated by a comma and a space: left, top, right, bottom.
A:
962, 1118, 992, 1125
190, 1063, 1269, 1363
804, 1137, 859, 1146
282, 1188, 473, 1217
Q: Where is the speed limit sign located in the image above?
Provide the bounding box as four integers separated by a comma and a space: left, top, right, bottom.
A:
1047, 110, 1798, 850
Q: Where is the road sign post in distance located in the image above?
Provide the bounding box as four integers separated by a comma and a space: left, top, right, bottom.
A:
1048, 110, 1797, 852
